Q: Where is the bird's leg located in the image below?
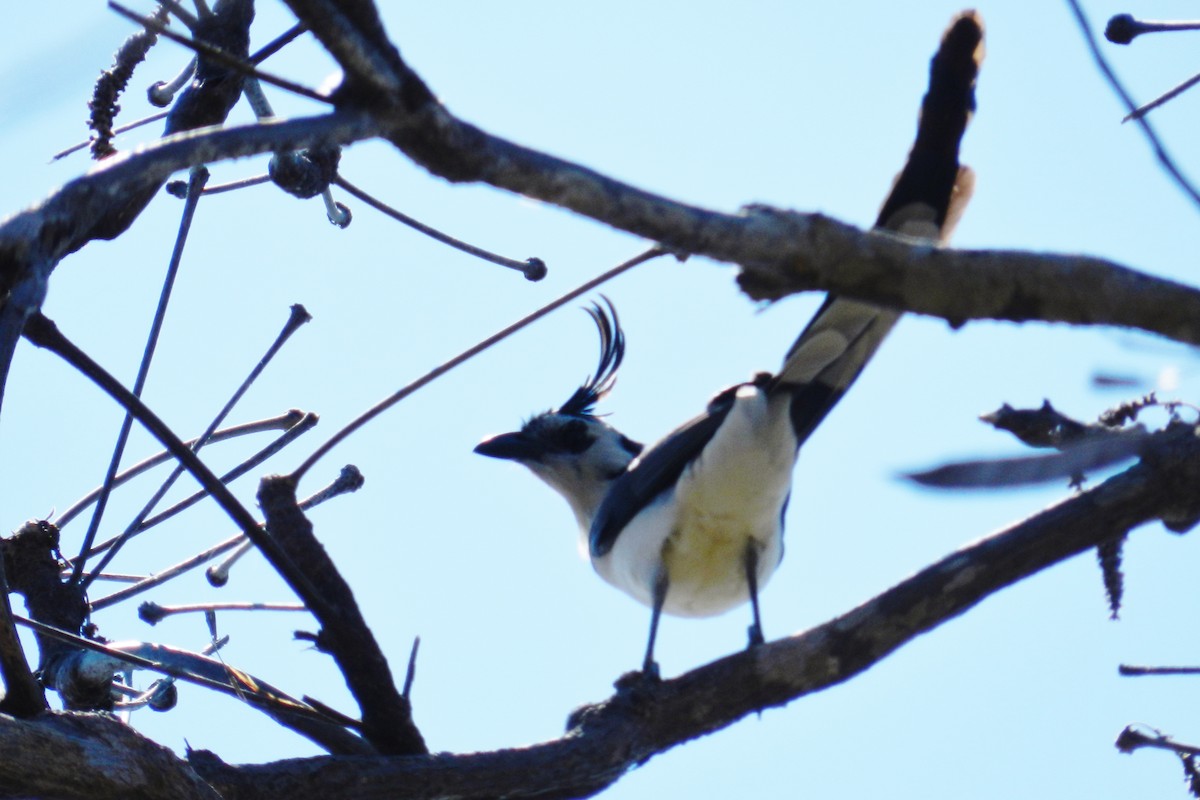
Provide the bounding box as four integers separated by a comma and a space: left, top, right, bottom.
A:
744, 540, 765, 648
641, 567, 668, 679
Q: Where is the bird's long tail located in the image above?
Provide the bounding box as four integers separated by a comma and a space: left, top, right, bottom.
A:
774, 11, 984, 446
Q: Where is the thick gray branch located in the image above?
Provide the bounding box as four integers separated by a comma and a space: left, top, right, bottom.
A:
4, 4, 1197, 402
0, 711, 221, 800
272, 1, 1200, 347
372, 103, 1200, 345
734, 214, 1200, 343
0, 110, 377, 293
371, 102, 1200, 347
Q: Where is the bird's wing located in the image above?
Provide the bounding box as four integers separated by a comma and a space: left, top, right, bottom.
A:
774, 300, 898, 444
589, 389, 739, 558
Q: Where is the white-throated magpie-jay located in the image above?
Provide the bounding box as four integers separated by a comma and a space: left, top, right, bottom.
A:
475, 13, 981, 676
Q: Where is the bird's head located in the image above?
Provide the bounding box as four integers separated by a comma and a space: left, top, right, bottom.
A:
475, 298, 643, 531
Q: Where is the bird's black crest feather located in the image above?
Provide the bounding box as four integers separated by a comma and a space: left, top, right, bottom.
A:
557, 296, 625, 417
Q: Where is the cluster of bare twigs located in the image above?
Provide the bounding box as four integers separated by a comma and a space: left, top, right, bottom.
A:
4, 0, 674, 771
14, 0, 657, 741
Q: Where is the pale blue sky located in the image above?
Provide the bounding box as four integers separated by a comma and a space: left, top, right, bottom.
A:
4, 2, 1200, 797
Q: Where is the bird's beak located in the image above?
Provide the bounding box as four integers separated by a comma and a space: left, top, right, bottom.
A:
474, 431, 540, 461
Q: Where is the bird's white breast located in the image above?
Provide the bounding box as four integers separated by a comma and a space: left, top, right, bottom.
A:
592, 386, 795, 617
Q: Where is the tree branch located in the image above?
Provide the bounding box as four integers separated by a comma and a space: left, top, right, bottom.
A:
733, 217, 1200, 342
269, 0, 1200, 348
167, 425, 1200, 800
0, 536, 46, 717
5, 5, 1200, 421
360, 69, 1200, 345
0, 110, 377, 293
258, 475, 426, 756
0, 710, 222, 800
18, 315, 348, 652
0, 112, 378, 411
0, 0, 246, 415
4, 6, 1196, 798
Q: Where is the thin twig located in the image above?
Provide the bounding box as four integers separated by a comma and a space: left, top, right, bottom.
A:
139, 600, 306, 625
71, 167, 209, 584
1119, 664, 1200, 676
207, 465, 363, 586
1064, 0, 1200, 209
91, 462, 357, 609
91, 533, 246, 611
335, 176, 547, 280
402, 637, 419, 701
78, 412, 318, 564
85, 572, 146, 584
291, 246, 667, 481
52, 111, 170, 161
82, 305, 312, 589
243, 77, 275, 119
12, 613, 328, 720
22, 313, 326, 614
1123, 70, 1200, 122
56, 410, 306, 528
109, 1, 330, 104
201, 174, 272, 194
250, 23, 307, 65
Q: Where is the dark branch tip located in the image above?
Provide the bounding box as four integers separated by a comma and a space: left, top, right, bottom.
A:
147, 680, 178, 711
334, 464, 365, 493
289, 304, 313, 326
147, 80, 176, 107
327, 201, 352, 228
138, 601, 167, 625
523, 257, 548, 282
1105, 14, 1138, 45
269, 147, 341, 199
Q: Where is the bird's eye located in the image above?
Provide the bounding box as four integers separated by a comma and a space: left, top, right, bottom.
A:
558, 419, 593, 454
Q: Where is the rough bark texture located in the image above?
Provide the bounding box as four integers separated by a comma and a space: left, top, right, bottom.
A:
0, 711, 222, 800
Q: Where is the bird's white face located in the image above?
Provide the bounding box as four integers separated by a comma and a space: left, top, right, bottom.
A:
475, 413, 641, 535
474, 296, 635, 537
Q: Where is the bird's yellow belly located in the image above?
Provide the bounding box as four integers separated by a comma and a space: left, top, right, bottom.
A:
659, 517, 768, 617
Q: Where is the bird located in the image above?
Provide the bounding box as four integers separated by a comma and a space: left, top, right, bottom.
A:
475, 12, 982, 677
